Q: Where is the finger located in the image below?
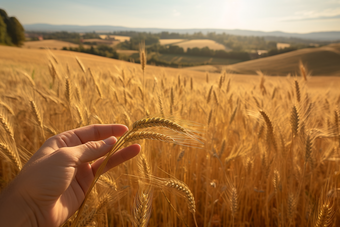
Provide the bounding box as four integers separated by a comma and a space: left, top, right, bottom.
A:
72, 124, 128, 144
44, 124, 128, 150
91, 144, 141, 174
68, 136, 118, 163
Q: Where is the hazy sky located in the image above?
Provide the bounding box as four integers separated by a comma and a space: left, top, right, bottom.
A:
2, 0, 340, 33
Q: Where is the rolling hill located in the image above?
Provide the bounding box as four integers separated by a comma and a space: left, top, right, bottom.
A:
23, 40, 90, 49
186, 43, 340, 76
1, 45, 340, 91
23, 24, 340, 41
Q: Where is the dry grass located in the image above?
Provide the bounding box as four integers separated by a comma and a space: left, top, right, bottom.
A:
1, 46, 340, 226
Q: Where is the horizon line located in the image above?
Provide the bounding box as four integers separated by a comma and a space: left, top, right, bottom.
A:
23, 23, 340, 35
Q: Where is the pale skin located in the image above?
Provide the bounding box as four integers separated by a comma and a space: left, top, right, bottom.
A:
0, 124, 140, 227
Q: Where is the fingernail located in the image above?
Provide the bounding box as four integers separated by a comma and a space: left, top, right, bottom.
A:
103, 136, 117, 145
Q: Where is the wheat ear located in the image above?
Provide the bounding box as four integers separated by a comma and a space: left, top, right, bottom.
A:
30, 100, 45, 140
43, 125, 57, 135
213, 90, 219, 105
0, 102, 14, 115
65, 78, 71, 103
98, 174, 117, 191
72, 117, 194, 226
0, 143, 22, 170
291, 105, 299, 137
294, 80, 300, 103
158, 95, 164, 117
314, 199, 335, 227
132, 117, 186, 133
30, 100, 42, 128
125, 131, 175, 144
230, 186, 238, 217
170, 87, 174, 115
138, 153, 151, 178
134, 189, 152, 227
207, 85, 213, 104
260, 110, 277, 151
190, 77, 193, 90
208, 109, 212, 126
19, 70, 35, 87
164, 179, 196, 213
0, 114, 14, 140
299, 61, 307, 81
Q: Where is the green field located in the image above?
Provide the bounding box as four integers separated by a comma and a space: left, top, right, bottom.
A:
153, 53, 242, 65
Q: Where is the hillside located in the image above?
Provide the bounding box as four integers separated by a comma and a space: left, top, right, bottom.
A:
1, 45, 340, 90
186, 43, 340, 76
175, 39, 230, 51
23, 40, 90, 49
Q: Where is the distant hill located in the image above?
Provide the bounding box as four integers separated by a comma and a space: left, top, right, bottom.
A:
23, 24, 340, 41
187, 43, 340, 76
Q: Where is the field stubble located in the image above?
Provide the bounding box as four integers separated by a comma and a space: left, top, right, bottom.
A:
0, 46, 340, 226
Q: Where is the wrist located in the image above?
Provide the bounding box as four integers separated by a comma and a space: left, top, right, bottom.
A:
0, 180, 38, 227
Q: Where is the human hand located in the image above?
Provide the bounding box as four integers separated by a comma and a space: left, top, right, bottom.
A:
0, 124, 140, 227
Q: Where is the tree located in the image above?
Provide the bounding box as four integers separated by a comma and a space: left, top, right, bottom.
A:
0, 9, 8, 22
0, 9, 12, 45
0, 15, 7, 44
6, 17, 25, 46
0, 9, 25, 46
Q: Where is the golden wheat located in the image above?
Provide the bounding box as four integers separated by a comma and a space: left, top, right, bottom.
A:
1, 52, 339, 227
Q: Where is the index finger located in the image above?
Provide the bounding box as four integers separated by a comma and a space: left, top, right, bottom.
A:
72, 124, 128, 144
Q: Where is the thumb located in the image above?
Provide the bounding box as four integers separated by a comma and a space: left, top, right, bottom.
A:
71, 136, 117, 163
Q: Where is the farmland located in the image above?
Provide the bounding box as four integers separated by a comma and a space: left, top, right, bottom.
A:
175, 39, 230, 51
153, 53, 242, 65
23, 40, 90, 50
1, 44, 340, 226
159, 39, 187, 45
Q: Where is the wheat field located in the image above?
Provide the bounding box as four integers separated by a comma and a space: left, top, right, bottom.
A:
176, 39, 231, 52
0, 46, 339, 227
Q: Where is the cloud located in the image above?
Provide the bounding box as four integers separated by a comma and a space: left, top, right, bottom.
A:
282, 8, 340, 21
173, 9, 180, 17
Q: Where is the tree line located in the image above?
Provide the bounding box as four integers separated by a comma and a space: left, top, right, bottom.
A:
147, 44, 250, 60
26, 31, 101, 44
0, 9, 25, 46
62, 45, 119, 59
113, 31, 277, 51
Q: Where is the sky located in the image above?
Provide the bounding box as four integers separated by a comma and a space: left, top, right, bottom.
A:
1, 0, 340, 33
